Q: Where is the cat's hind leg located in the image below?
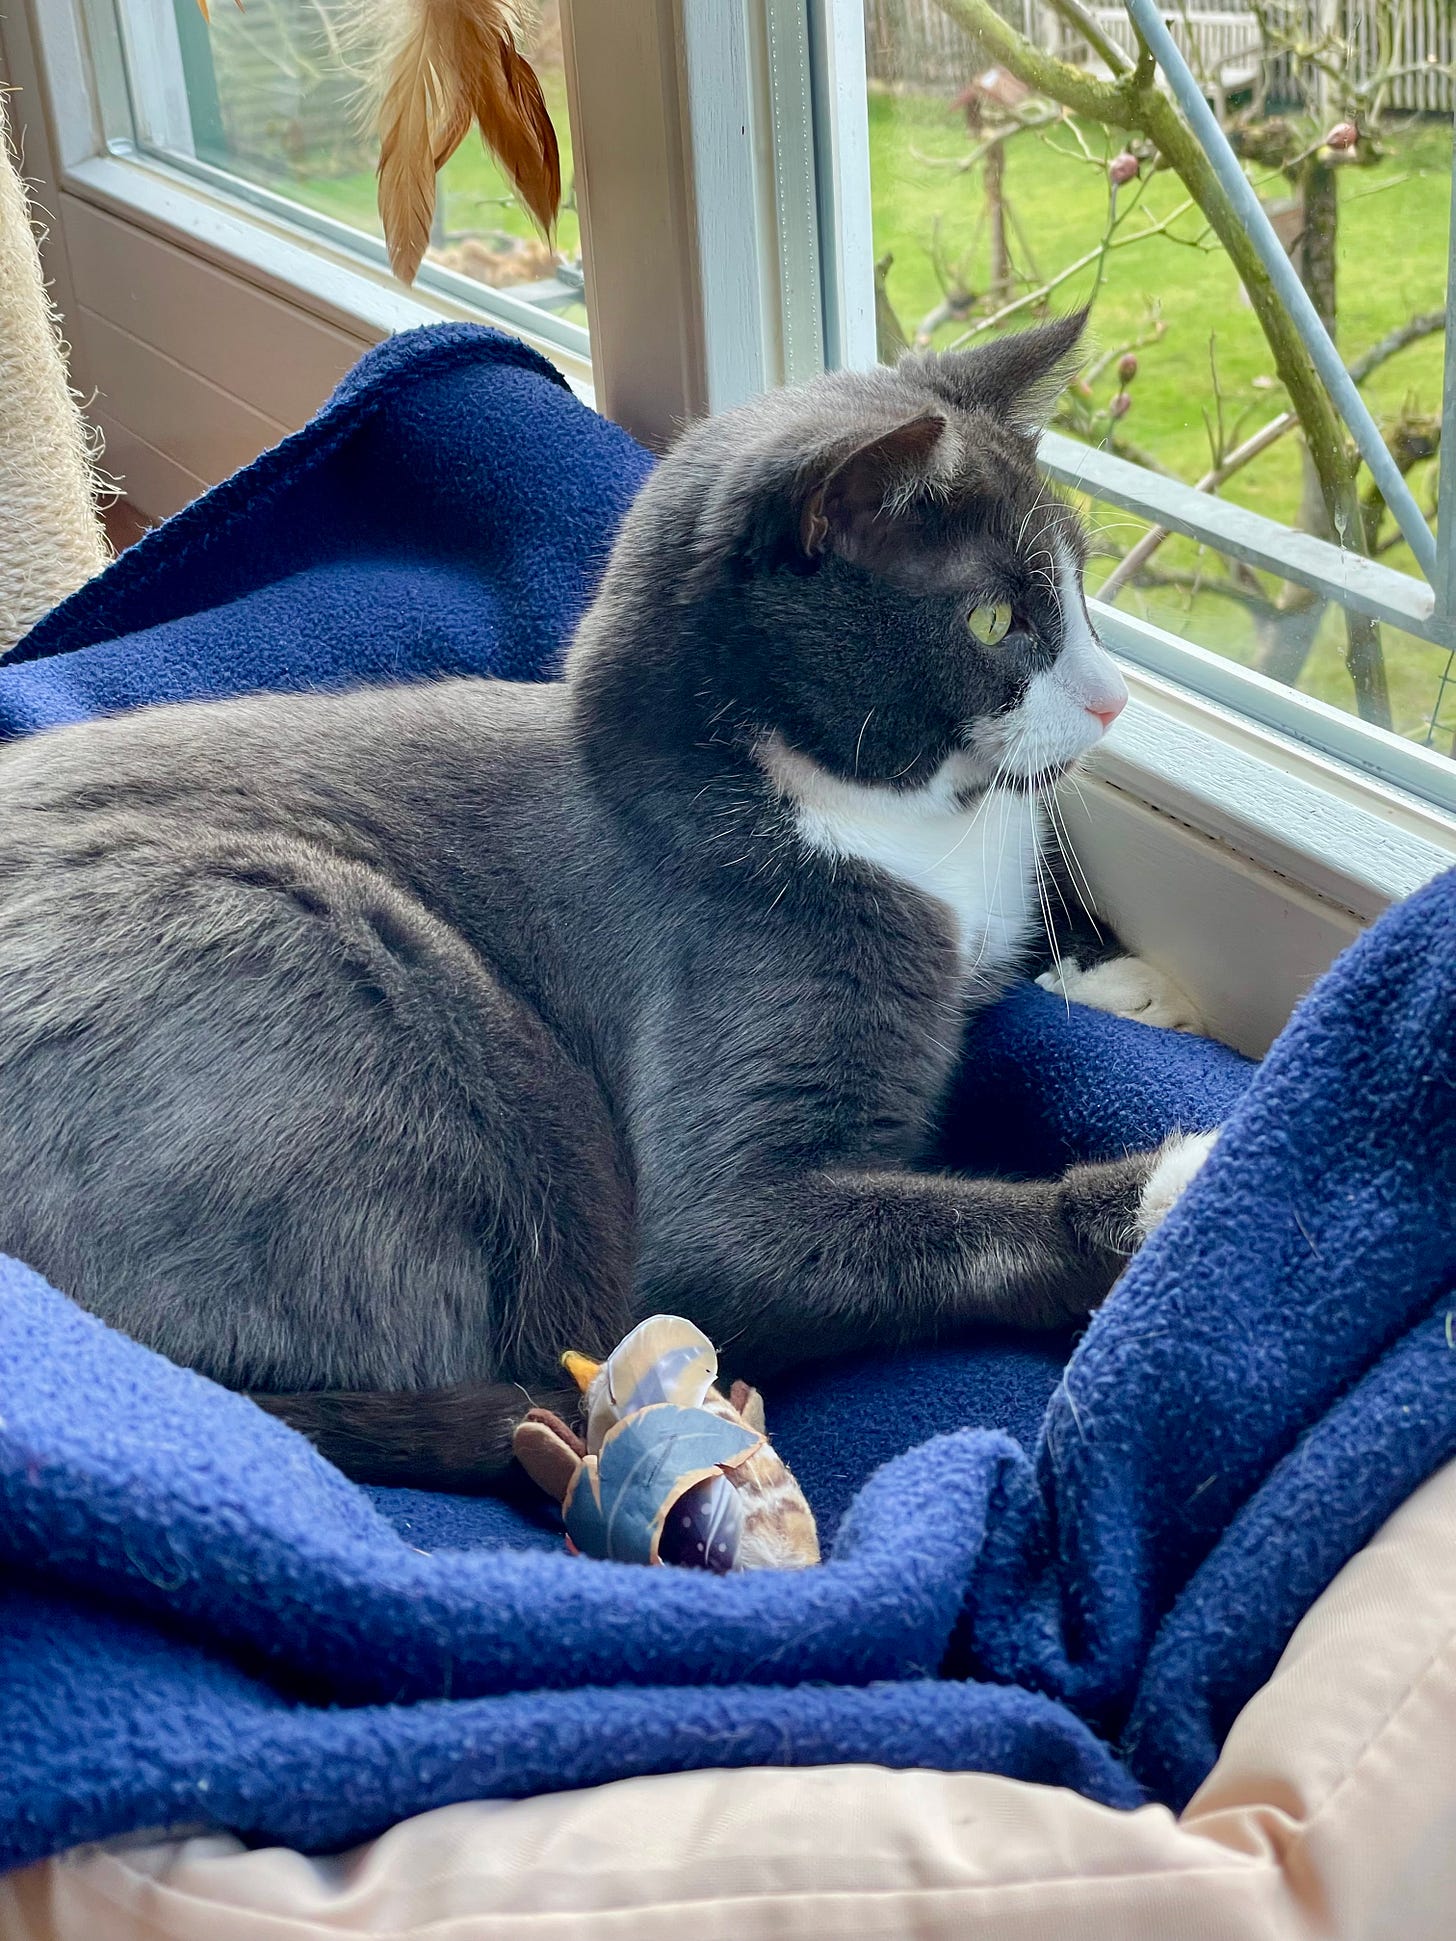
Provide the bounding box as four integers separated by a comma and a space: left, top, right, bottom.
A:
0, 832, 637, 1416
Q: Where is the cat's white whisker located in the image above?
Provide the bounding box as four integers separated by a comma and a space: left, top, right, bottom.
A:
1038, 806, 1080, 958
1031, 844, 1071, 1021
1014, 482, 1046, 540
929, 773, 1008, 872
1033, 849, 1060, 984
1046, 789, 1102, 933
964, 752, 1015, 979
852, 709, 875, 778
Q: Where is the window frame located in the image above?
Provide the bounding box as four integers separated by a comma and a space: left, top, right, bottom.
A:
3, 0, 1455, 1052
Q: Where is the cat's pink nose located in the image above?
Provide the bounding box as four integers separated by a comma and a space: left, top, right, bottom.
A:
1086, 694, 1126, 729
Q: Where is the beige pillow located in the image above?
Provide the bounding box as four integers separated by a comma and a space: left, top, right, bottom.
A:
5, 1452, 1454, 1940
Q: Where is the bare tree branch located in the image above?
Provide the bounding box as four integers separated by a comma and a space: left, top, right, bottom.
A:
1130, 563, 1281, 614
1099, 308, 1448, 600
1347, 309, 1446, 383
1043, 0, 1132, 76
947, 196, 1196, 344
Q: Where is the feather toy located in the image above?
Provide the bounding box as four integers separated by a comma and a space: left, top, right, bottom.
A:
196, 0, 561, 286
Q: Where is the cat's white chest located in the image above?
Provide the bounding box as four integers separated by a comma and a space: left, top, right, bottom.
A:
763, 739, 1042, 977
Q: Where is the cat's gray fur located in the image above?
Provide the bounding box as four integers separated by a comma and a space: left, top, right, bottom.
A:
0, 316, 1190, 1487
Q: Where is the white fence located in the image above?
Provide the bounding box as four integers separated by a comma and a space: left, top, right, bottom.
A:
1083, 8, 1271, 88
863, 0, 1456, 110
865, 0, 1046, 84
1346, 0, 1455, 111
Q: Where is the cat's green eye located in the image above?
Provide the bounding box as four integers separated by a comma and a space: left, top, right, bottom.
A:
967, 601, 1013, 646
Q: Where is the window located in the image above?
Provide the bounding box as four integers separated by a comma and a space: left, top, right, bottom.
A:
854, 0, 1455, 809
3, 0, 1454, 988
85, 0, 587, 357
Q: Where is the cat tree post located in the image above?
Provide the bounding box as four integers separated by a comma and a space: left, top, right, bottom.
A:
0, 92, 107, 652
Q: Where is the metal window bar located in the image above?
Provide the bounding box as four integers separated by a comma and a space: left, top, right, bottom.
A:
1037, 431, 1439, 645
1121, 0, 1439, 587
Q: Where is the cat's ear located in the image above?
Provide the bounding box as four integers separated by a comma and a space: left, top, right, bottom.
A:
799, 412, 946, 559
903, 309, 1088, 431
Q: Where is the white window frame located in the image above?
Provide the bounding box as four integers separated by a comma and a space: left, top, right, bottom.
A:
2, 0, 1454, 1056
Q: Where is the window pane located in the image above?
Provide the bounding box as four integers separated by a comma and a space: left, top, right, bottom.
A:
1086, 525, 1454, 750
862, 0, 1451, 773
102, 0, 586, 339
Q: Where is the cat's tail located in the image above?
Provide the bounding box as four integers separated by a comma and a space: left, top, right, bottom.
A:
251, 1379, 584, 1493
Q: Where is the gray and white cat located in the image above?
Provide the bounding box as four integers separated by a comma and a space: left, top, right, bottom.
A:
0, 313, 1212, 1487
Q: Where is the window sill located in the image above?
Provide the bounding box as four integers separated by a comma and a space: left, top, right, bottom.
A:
1066, 664, 1456, 1053
61, 152, 594, 406
1092, 665, 1456, 920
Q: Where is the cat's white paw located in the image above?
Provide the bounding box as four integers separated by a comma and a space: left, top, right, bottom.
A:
1134, 1129, 1217, 1241
1037, 954, 1206, 1035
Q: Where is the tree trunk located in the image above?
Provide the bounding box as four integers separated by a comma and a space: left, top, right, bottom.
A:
1252, 412, 1335, 687
1252, 151, 1388, 723
986, 139, 1011, 302
1251, 592, 1324, 686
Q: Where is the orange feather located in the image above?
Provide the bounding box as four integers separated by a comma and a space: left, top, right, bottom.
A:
494, 32, 561, 237
375, 0, 561, 285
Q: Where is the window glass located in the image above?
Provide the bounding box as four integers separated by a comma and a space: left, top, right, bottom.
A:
100, 0, 585, 337
862, 0, 1451, 766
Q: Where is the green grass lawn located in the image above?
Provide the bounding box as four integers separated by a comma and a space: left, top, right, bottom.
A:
867, 90, 1452, 744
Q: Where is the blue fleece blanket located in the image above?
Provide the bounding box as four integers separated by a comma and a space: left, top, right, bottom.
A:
2, 326, 1454, 1871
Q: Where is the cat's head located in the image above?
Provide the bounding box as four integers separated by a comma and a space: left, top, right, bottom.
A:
572, 311, 1127, 802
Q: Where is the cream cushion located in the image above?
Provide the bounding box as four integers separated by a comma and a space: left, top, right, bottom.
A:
5, 1451, 1454, 1940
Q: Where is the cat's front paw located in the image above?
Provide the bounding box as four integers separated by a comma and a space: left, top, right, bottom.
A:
1037, 954, 1205, 1035
1134, 1129, 1217, 1242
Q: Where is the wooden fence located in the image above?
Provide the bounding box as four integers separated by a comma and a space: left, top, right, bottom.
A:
1345, 0, 1455, 111
864, 0, 1456, 111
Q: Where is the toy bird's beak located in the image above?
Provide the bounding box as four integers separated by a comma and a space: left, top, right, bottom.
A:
563, 1350, 602, 1393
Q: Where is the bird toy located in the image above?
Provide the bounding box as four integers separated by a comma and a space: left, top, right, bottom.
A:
512, 1315, 820, 1572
